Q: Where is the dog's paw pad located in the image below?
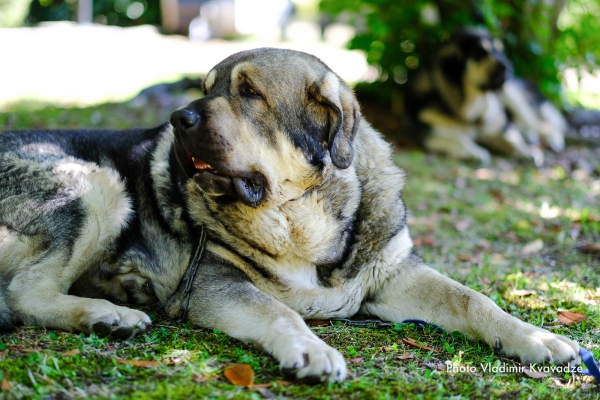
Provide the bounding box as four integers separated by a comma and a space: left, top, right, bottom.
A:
92, 321, 116, 337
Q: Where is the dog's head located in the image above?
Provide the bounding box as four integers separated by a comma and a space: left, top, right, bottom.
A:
437, 28, 512, 91
170, 48, 361, 209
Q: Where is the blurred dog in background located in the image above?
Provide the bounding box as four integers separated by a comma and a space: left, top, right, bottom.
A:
406, 28, 566, 163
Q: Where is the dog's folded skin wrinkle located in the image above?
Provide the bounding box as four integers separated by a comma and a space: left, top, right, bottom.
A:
0, 48, 582, 382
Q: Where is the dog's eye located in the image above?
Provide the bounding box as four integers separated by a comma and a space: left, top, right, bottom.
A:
240, 83, 262, 99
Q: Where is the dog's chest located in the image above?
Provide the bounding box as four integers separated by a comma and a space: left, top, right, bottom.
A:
260, 256, 364, 319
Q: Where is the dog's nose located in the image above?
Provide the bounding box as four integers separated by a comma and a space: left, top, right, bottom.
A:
170, 109, 200, 131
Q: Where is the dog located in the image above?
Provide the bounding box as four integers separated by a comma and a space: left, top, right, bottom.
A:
406, 28, 566, 163
0, 48, 581, 383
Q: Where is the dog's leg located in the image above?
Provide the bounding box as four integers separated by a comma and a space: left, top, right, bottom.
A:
1, 165, 151, 337
166, 252, 347, 383
361, 253, 580, 366
419, 109, 491, 163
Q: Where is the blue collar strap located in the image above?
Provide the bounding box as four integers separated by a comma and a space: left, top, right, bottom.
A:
580, 347, 600, 382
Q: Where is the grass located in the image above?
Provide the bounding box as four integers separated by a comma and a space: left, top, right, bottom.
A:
1, 96, 599, 399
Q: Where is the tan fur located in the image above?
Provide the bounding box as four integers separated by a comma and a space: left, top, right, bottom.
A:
164, 48, 581, 383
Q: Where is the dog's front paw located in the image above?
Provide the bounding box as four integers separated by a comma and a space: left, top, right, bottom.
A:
81, 300, 151, 339
277, 335, 347, 383
496, 321, 580, 366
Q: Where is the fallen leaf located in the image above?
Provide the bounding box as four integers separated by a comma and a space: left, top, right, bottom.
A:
457, 254, 476, 263
523, 367, 547, 379
479, 277, 492, 285
413, 236, 437, 247
581, 382, 593, 390
116, 359, 159, 368
489, 253, 509, 266
61, 349, 80, 357
398, 353, 415, 360
305, 319, 331, 327
9, 347, 41, 353
224, 363, 254, 387
476, 239, 493, 251
275, 380, 292, 386
251, 383, 272, 388
474, 168, 494, 180
510, 289, 537, 297
521, 239, 544, 255
192, 374, 206, 383
454, 219, 471, 232
557, 311, 587, 325
1, 372, 10, 391
398, 338, 438, 353
488, 189, 505, 204
348, 357, 364, 363
577, 242, 600, 255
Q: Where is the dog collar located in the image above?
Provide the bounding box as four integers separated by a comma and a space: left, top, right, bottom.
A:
176, 225, 208, 323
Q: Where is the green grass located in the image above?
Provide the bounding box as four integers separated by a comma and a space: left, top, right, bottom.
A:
1, 98, 599, 399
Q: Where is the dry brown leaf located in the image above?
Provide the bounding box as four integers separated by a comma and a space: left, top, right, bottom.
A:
275, 380, 292, 386
523, 367, 547, 379
413, 236, 437, 247
1, 372, 10, 391
510, 289, 537, 297
251, 383, 272, 388
10, 346, 40, 353
557, 311, 587, 325
398, 338, 438, 353
61, 349, 80, 357
457, 254, 476, 263
192, 374, 207, 383
578, 242, 600, 255
224, 363, 254, 387
348, 357, 364, 363
488, 189, 505, 204
398, 353, 415, 360
116, 359, 159, 368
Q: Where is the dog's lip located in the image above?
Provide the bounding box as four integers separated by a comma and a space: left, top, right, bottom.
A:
183, 151, 266, 207
186, 151, 224, 176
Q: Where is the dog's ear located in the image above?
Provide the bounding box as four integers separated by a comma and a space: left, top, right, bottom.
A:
308, 72, 361, 169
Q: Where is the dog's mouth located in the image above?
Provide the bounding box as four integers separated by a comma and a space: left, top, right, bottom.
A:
184, 151, 265, 208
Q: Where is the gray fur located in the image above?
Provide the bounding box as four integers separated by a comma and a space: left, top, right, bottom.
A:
0, 48, 582, 383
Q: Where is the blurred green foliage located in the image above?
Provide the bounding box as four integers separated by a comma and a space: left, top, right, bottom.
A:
320, 0, 600, 105
27, 0, 161, 26
0, 0, 31, 27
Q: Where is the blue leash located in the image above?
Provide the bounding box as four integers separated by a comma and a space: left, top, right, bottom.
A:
335, 318, 599, 382
580, 347, 600, 382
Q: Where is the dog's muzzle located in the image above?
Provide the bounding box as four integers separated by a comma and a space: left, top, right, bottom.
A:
170, 109, 200, 133
170, 107, 266, 208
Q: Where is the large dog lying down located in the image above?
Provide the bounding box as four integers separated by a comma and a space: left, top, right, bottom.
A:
0, 48, 581, 383
406, 29, 567, 163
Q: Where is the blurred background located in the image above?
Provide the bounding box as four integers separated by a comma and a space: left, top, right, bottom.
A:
1, 0, 600, 142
